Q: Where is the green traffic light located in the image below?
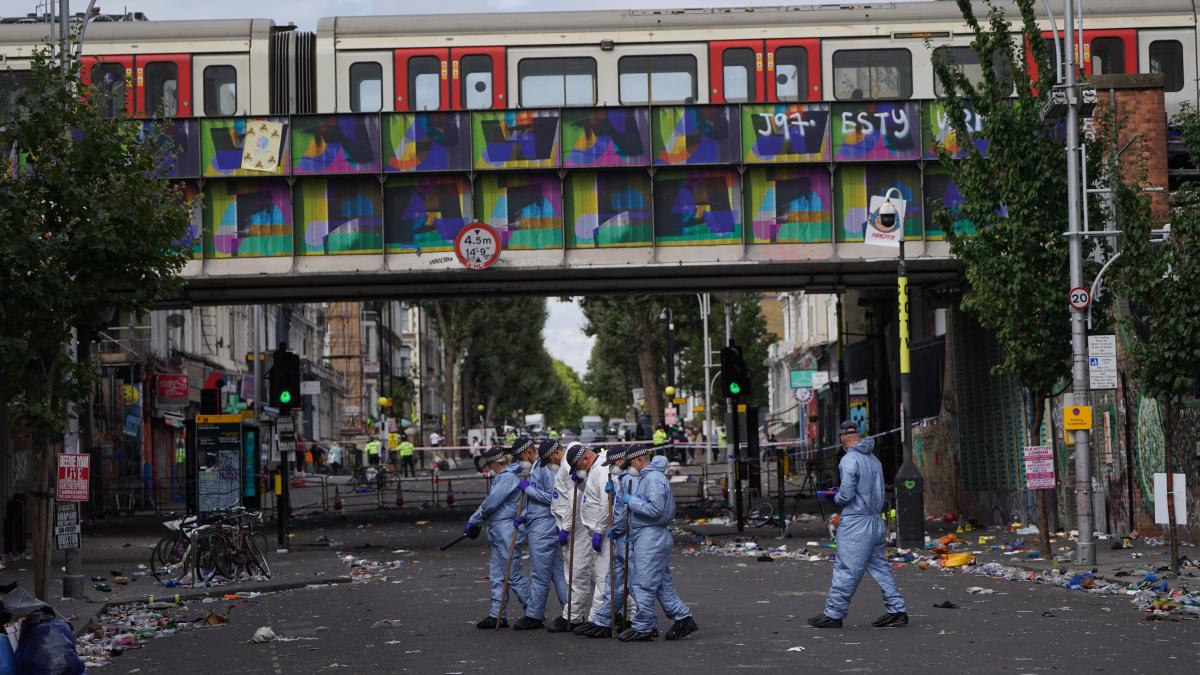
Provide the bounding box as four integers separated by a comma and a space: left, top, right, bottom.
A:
280, 391, 292, 404
729, 382, 741, 395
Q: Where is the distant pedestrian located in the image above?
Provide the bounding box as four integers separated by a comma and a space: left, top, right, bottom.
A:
327, 441, 343, 475
399, 435, 416, 477
808, 421, 908, 629
365, 438, 382, 466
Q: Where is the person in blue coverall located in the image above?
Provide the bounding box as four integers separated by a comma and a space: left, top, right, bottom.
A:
465, 442, 533, 629
619, 446, 699, 642
513, 438, 569, 631
809, 420, 909, 629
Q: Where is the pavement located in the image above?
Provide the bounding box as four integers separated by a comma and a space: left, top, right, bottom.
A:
31, 504, 1197, 674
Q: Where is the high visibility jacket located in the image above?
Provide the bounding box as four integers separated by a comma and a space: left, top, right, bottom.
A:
365, 440, 382, 457
548, 429, 559, 439
506, 432, 517, 444
399, 441, 414, 458
652, 429, 668, 446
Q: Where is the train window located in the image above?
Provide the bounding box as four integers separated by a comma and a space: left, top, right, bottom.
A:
832, 49, 911, 100
932, 46, 1012, 96
518, 57, 596, 107
619, 54, 697, 104
143, 62, 179, 116
1149, 40, 1184, 93
0, 70, 32, 120
460, 54, 493, 110
91, 62, 127, 118
408, 56, 441, 111
203, 65, 237, 116
775, 46, 808, 101
1091, 37, 1125, 75
350, 62, 383, 112
722, 48, 755, 103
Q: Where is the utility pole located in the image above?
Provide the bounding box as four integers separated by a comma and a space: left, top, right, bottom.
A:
1063, 0, 1096, 566
697, 293, 713, 468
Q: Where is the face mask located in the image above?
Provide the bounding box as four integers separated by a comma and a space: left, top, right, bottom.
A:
519, 460, 532, 471
576, 469, 588, 480
628, 467, 641, 477
610, 466, 621, 477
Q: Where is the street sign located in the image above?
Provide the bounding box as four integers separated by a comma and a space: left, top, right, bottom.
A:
1023, 445, 1055, 490
54, 502, 80, 550
1087, 335, 1117, 390
454, 222, 502, 270
692, 405, 705, 413
56, 453, 90, 502
865, 194, 907, 248
1068, 286, 1091, 310
789, 369, 816, 388
811, 371, 830, 388
300, 380, 321, 396
275, 416, 295, 434
672, 397, 688, 405
849, 379, 869, 396
793, 388, 814, 404
1064, 405, 1093, 430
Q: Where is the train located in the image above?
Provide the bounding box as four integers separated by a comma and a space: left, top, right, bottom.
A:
0, 1, 1197, 121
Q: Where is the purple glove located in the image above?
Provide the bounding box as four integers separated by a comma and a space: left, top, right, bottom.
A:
518, 479, 531, 491
591, 532, 603, 552
570, 470, 583, 485
558, 528, 570, 546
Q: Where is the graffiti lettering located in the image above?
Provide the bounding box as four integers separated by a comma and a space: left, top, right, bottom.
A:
754, 112, 819, 140
841, 109, 910, 139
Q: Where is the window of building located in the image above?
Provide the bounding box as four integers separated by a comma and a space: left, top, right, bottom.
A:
91, 62, 127, 117
721, 48, 755, 103
1149, 40, 1184, 93
408, 56, 441, 111
518, 57, 596, 107
832, 49, 911, 100
775, 46, 808, 101
460, 54, 493, 109
1090, 37, 1125, 75
618, 54, 697, 104
932, 45, 1012, 96
203, 65, 237, 116
143, 62, 178, 116
350, 61, 383, 112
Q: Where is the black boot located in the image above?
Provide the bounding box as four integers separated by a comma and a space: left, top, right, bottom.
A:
583, 623, 616, 638
872, 612, 908, 628
545, 617, 570, 633
664, 616, 698, 641
476, 616, 509, 630
573, 621, 599, 636
512, 616, 544, 631
807, 614, 843, 629
618, 627, 658, 642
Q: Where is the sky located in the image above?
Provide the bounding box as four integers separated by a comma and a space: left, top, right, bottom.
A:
544, 298, 594, 377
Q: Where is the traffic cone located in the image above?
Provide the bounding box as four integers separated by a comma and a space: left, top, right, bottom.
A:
334, 486, 343, 513
446, 480, 455, 506
395, 476, 405, 508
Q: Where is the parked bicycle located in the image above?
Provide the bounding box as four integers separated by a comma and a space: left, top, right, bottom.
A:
149, 507, 271, 584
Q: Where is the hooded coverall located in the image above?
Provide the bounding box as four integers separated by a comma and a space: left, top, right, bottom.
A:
626, 455, 691, 633
521, 460, 569, 621
580, 449, 618, 625
822, 438, 908, 620
467, 462, 531, 619
551, 460, 592, 623
591, 464, 636, 629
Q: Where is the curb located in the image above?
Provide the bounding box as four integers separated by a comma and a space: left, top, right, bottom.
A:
75, 574, 352, 637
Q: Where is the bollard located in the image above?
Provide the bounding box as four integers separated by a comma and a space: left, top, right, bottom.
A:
395, 474, 405, 507
334, 486, 344, 513
446, 479, 455, 506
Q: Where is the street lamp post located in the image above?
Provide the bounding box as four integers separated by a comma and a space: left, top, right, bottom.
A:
697, 293, 713, 467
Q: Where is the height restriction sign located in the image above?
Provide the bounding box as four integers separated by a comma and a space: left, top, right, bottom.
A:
454, 223, 501, 270
57, 453, 90, 502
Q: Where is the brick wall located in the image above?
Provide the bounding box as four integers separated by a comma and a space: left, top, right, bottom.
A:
1089, 74, 1170, 224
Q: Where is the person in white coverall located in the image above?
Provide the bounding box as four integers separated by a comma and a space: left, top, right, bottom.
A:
572, 444, 614, 637
549, 442, 595, 631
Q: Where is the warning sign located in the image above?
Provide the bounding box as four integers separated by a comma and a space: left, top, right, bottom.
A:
56, 453, 90, 502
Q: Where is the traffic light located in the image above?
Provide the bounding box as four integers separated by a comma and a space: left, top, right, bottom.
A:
269, 349, 301, 412
720, 344, 752, 400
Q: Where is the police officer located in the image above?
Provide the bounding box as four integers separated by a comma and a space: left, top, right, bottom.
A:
576, 445, 635, 637
398, 434, 416, 477
574, 443, 615, 637
549, 442, 596, 631
364, 437, 382, 466
513, 438, 568, 630
464, 444, 532, 629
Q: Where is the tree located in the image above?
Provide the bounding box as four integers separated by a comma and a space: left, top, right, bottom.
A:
0, 52, 191, 598
1110, 105, 1200, 576
580, 296, 664, 427
673, 294, 777, 411
932, 0, 1095, 557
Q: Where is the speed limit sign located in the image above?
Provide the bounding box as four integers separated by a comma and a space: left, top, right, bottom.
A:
1068, 286, 1091, 311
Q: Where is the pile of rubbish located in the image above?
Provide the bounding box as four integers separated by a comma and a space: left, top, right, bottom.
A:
1, 587, 86, 673
679, 538, 834, 563
339, 552, 415, 584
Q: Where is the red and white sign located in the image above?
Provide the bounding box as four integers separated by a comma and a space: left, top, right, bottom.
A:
1068, 286, 1091, 310
454, 223, 502, 270
156, 373, 189, 407
56, 453, 91, 502
1023, 445, 1055, 490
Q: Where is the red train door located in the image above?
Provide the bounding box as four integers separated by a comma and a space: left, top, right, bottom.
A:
765, 38, 822, 102
394, 48, 449, 111
135, 54, 193, 117
80, 55, 133, 118
709, 40, 764, 103
1030, 28, 1138, 82
451, 47, 506, 109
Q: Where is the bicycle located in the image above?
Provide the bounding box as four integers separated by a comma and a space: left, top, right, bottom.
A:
208, 508, 272, 579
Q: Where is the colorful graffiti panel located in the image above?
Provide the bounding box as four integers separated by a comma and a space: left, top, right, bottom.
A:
472, 110, 561, 170
653, 106, 740, 166
203, 180, 292, 258
292, 115, 382, 174
476, 173, 563, 250
561, 108, 652, 168
923, 167, 974, 239
741, 104, 830, 163
833, 165, 923, 242
173, 181, 203, 258
565, 171, 653, 248
745, 167, 832, 244
294, 177, 383, 255
383, 175, 473, 253
653, 169, 743, 246
831, 102, 922, 162
922, 101, 989, 159
200, 117, 291, 177
145, 119, 200, 178
383, 112, 472, 173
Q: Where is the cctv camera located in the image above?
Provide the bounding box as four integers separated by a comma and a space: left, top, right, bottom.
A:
877, 200, 898, 231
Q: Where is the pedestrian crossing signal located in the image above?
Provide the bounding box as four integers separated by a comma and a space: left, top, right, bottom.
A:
720, 344, 751, 400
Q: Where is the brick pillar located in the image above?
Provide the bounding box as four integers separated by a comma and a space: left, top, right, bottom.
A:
1089, 74, 1169, 225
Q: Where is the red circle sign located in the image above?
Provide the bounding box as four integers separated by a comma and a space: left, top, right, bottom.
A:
1068, 286, 1091, 310
454, 223, 502, 270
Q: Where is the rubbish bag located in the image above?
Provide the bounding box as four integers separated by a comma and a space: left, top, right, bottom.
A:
14, 609, 85, 675
0, 628, 17, 674
940, 553, 975, 568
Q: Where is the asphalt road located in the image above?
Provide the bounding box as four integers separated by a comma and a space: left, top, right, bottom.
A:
105, 518, 1199, 674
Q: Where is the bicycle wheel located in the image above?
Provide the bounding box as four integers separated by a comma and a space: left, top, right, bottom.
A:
747, 500, 774, 528
151, 532, 187, 581
193, 532, 221, 583
246, 534, 271, 578
210, 529, 239, 580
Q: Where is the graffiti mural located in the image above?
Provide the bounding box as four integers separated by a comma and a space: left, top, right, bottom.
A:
294, 177, 383, 254
831, 102, 921, 162
383, 112, 472, 173
292, 115, 382, 174
833, 164, 923, 242
383, 175, 473, 253
476, 173, 563, 249
923, 167, 974, 239
922, 100, 989, 159
653, 106, 740, 165
562, 108, 651, 168
203, 180, 292, 258
200, 117, 291, 177
473, 110, 561, 169
745, 166, 832, 244
653, 169, 743, 246
565, 171, 653, 248
741, 103, 830, 163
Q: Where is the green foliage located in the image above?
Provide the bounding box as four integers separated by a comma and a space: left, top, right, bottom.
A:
549, 358, 595, 430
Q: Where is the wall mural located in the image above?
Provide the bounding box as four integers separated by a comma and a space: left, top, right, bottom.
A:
831, 102, 922, 162
745, 166, 832, 244
923, 167, 974, 239
200, 117, 291, 177
653, 168, 743, 246
173, 181, 203, 258
146, 119, 200, 179
383, 174, 473, 253
562, 108, 652, 168
383, 112, 472, 173
922, 100, 989, 159
653, 106, 740, 165
473, 110, 561, 170
292, 115, 382, 174
741, 103, 830, 163
565, 171, 653, 248
203, 179, 292, 258
834, 164, 923, 242
476, 173, 563, 249
294, 177, 383, 255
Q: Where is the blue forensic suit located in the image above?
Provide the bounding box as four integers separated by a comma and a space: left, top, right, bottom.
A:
822, 438, 908, 620
520, 461, 569, 620
626, 456, 691, 633
468, 462, 531, 619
